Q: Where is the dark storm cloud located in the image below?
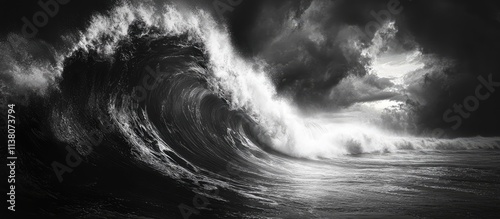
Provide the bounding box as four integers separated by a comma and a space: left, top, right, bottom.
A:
395, 0, 500, 136
240, 0, 367, 107
223, 0, 500, 136
223, 0, 412, 109
1, 0, 498, 136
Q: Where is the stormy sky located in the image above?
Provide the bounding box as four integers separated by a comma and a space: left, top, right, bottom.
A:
2, 0, 499, 137
221, 0, 500, 138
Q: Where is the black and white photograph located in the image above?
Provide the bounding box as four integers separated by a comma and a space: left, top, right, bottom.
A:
2, 0, 500, 218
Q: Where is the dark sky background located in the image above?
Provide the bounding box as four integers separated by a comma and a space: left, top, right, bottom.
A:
1, 0, 499, 137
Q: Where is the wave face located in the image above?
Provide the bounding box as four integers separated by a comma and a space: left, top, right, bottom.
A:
3, 1, 500, 218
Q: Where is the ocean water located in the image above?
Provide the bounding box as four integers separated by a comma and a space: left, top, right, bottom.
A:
3, 1, 500, 218
224, 150, 500, 218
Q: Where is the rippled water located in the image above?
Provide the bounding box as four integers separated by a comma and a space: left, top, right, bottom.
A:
221, 150, 500, 218
5, 1, 500, 218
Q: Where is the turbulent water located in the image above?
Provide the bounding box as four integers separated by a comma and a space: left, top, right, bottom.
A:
3, 1, 500, 218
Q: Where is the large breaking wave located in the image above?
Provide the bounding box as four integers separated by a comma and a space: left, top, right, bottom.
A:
2, 1, 500, 209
